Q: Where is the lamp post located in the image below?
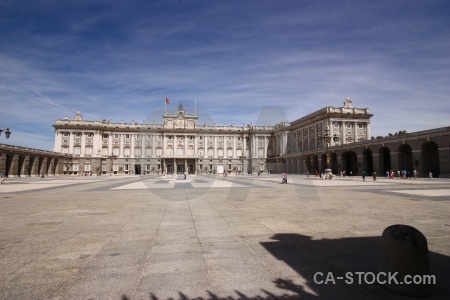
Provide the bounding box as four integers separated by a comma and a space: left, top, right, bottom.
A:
0, 128, 11, 139
108, 154, 117, 175
319, 126, 339, 180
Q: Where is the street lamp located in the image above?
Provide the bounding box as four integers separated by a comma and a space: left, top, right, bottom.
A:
319, 125, 339, 180
0, 128, 11, 139
108, 154, 117, 175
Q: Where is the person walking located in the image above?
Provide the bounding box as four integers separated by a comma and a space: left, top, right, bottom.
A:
41, 172, 45, 179
413, 169, 417, 179
184, 171, 187, 180
362, 170, 366, 181
372, 171, 377, 181
281, 172, 287, 184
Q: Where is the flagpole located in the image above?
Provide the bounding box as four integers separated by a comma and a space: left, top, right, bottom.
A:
165, 97, 166, 113
195, 97, 197, 115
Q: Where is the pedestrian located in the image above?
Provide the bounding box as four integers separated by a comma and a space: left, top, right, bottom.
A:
413, 169, 417, 179
362, 170, 366, 181
41, 172, 44, 179
350, 171, 353, 177
281, 172, 287, 184
385, 170, 389, 178
372, 171, 377, 181
184, 171, 187, 180
428, 172, 433, 179
315, 170, 318, 177
306, 170, 309, 177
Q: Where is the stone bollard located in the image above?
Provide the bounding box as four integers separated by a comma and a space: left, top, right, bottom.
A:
379, 224, 433, 297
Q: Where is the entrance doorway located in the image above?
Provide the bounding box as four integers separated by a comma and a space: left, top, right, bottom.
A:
188, 164, 194, 174
167, 164, 174, 174
177, 164, 184, 174
134, 164, 141, 175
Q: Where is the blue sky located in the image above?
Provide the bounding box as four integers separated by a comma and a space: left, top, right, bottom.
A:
1, 0, 449, 151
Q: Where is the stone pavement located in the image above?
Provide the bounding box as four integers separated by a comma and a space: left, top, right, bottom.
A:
0, 174, 449, 299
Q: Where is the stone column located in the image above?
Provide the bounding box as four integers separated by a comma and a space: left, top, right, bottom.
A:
119, 134, 124, 158
342, 122, 346, 145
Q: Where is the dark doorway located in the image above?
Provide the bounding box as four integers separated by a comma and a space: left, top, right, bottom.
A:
177, 164, 184, 174
363, 149, 373, 174
342, 151, 358, 175
421, 141, 440, 177
134, 164, 141, 175
378, 147, 391, 174
398, 144, 413, 173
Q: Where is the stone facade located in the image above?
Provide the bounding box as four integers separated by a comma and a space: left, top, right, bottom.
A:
51, 99, 372, 176
2, 98, 448, 177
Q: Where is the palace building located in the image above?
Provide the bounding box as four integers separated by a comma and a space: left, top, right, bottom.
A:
52, 98, 372, 175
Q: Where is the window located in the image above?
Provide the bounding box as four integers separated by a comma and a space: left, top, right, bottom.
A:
157, 135, 162, 140
74, 147, 81, 156
177, 148, 184, 156
208, 136, 213, 141
85, 147, 93, 156
63, 132, 70, 137
136, 134, 141, 140
87, 132, 94, 137
208, 148, 214, 157
156, 149, 162, 156
199, 148, 204, 156
114, 134, 119, 139
62, 139, 68, 143
227, 136, 232, 141
113, 164, 119, 172
113, 148, 119, 156
145, 149, 152, 157
199, 136, 203, 141
75, 132, 82, 137
125, 134, 130, 140
358, 123, 364, 129
227, 149, 233, 157
103, 134, 109, 139
124, 164, 129, 171
168, 136, 173, 140
258, 148, 264, 157
217, 149, 224, 157
218, 136, 223, 141
146, 164, 151, 171
124, 148, 131, 157
102, 164, 107, 172
135, 149, 141, 157
84, 164, 91, 172
73, 164, 79, 172
102, 148, 108, 156
62, 148, 69, 154
236, 149, 242, 157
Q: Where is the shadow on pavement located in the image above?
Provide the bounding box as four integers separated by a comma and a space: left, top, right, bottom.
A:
121, 233, 449, 299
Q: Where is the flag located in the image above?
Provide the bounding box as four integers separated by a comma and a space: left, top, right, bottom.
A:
165, 97, 170, 104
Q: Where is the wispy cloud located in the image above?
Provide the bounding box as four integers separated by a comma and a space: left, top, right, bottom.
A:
1, 0, 449, 150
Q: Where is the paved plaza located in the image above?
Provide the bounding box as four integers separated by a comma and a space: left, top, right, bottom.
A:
0, 174, 449, 299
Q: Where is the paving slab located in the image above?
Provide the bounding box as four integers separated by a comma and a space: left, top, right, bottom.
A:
0, 174, 449, 299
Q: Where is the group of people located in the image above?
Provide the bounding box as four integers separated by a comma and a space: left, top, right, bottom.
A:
385, 169, 418, 179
